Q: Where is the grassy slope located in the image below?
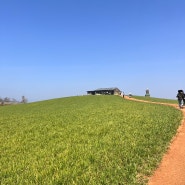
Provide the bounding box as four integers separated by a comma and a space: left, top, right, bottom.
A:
133, 95, 177, 104
0, 95, 182, 185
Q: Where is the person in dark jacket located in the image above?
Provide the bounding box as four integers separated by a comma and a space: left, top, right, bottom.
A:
176, 90, 184, 109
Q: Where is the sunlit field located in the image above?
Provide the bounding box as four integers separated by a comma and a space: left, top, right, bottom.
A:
133, 95, 177, 104
0, 95, 182, 184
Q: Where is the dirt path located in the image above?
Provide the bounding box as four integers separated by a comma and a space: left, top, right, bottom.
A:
124, 96, 185, 185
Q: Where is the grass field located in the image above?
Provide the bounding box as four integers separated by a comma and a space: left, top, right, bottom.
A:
132, 95, 177, 104
0, 95, 182, 184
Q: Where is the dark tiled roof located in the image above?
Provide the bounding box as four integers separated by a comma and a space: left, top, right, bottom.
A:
87, 87, 121, 92
95, 87, 120, 91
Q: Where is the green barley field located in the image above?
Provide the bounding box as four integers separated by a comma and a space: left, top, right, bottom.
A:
0, 95, 182, 185
133, 95, 177, 104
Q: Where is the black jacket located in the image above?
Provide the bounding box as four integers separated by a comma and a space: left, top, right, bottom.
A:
176, 92, 184, 100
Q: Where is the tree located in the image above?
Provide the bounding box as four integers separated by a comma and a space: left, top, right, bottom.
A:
4, 97, 10, 102
0, 97, 4, 106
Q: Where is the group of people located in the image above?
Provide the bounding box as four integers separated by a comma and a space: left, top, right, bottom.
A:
176, 90, 185, 109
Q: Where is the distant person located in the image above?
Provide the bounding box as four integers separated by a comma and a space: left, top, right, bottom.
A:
122, 92, 125, 98
176, 90, 184, 109
129, 92, 132, 98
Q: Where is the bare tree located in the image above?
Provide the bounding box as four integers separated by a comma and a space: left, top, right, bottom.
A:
0, 97, 4, 106
4, 97, 10, 102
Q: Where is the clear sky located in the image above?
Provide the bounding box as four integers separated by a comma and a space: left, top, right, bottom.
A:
1, 0, 185, 102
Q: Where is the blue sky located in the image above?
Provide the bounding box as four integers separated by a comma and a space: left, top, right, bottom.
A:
0, 0, 185, 102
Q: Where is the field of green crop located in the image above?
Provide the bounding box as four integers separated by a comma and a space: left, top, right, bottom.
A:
0, 95, 182, 184
133, 95, 177, 104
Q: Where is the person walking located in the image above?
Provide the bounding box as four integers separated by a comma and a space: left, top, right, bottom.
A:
176, 90, 184, 109
122, 92, 125, 98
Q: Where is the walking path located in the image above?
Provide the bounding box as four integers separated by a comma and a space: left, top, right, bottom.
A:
124, 96, 185, 185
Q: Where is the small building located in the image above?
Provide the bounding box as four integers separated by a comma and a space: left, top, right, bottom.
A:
87, 87, 121, 95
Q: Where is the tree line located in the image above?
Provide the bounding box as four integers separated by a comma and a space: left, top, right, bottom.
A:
0, 96, 28, 106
